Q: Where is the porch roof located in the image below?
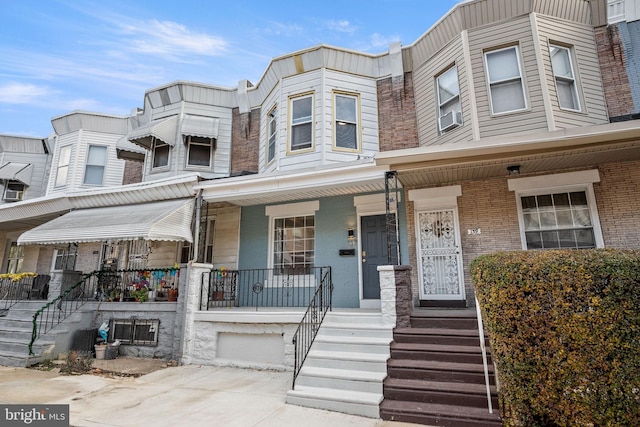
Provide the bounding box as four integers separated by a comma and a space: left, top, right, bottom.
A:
17, 198, 195, 245
194, 160, 391, 206
0, 173, 199, 231
375, 120, 640, 187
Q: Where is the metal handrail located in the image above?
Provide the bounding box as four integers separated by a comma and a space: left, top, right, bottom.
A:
291, 267, 333, 388
475, 297, 493, 414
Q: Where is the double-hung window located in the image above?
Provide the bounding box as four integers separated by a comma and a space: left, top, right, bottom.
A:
509, 170, 603, 250
485, 46, 527, 114
549, 44, 580, 111
273, 215, 315, 274
6, 242, 24, 274
334, 92, 360, 151
53, 245, 77, 271
152, 138, 170, 169
289, 94, 313, 152
186, 136, 214, 168
437, 66, 462, 132
83, 145, 107, 185
267, 107, 277, 163
55, 145, 72, 187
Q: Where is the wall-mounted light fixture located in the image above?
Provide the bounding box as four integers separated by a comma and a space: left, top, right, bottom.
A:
348, 227, 355, 246
507, 165, 521, 176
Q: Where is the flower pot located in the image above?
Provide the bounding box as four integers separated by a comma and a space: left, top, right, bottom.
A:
168, 289, 178, 302
95, 344, 106, 360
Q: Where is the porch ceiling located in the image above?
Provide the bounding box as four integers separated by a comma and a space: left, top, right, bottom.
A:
196, 160, 390, 206
376, 120, 640, 188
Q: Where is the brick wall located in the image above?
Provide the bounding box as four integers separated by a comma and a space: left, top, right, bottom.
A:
122, 160, 143, 185
403, 162, 640, 304
595, 25, 635, 117
377, 73, 419, 151
231, 107, 261, 175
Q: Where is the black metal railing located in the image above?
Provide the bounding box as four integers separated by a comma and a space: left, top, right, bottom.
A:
28, 267, 179, 355
291, 267, 333, 388
0, 274, 51, 315
203, 267, 331, 310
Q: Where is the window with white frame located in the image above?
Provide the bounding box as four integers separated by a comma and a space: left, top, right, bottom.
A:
485, 46, 527, 114
334, 92, 360, 150
52, 245, 77, 271
509, 170, 603, 250
289, 93, 313, 152
152, 139, 170, 169
267, 106, 277, 164
266, 201, 319, 276
549, 44, 580, 111
186, 136, 214, 168
6, 242, 24, 274
437, 66, 462, 132
83, 145, 107, 185
55, 145, 72, 187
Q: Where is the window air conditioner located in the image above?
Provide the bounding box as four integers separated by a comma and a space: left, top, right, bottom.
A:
4, 190, 23, 202
439, 111, 462, 132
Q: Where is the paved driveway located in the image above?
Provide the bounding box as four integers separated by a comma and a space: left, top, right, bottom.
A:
0, 364, 423, 427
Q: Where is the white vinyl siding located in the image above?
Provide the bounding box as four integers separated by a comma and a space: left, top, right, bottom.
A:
549, 44, 580, 111
83, 145, 107, 185
485, 46, 527, 114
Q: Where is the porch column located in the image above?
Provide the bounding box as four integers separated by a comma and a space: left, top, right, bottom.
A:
378, 265, 413, 328
46, 270, 84, 301
178, 262, 212, 364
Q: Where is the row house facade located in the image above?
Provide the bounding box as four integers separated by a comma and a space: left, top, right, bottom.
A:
0, 0, 639, 421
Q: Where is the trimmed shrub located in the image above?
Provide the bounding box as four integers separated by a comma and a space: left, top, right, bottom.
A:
471, 249, 640, 427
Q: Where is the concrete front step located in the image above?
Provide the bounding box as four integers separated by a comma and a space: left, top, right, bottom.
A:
305, 350, 389, 372
380, 399, 501, 427
313, 335, 392, 354
384, 377, 498, 409
287, 386, 382, 418
318, 323, 394, 339
324, 311, 389, 325
296, 366, 386, 393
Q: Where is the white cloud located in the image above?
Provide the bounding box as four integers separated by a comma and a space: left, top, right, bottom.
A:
0, 83, 54, 105
368, 32, 400, 50
326, 20, 357, 34
119, 19, 228, 59
262, 21, 304, 37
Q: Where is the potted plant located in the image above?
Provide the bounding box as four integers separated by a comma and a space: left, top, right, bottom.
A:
130, 285, 148, 302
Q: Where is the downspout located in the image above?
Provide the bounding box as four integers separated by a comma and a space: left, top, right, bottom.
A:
192, 189, 203, 262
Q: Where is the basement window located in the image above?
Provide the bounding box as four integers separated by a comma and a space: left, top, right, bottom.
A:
109, 319, 159, 346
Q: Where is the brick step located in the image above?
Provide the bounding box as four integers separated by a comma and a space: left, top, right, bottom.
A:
383, 377, 498, 409
387, 358, 495, 385
393, 327, 484, 346
390, 342, 492, 364
380, 399, 502, 427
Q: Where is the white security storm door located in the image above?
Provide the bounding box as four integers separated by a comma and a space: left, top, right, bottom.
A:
416, 209, 465, 300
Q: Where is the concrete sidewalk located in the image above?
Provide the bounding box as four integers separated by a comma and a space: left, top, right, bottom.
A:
0, 361, 423, 427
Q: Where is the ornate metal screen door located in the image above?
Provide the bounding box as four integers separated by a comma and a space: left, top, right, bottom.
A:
417, 209, 465, 300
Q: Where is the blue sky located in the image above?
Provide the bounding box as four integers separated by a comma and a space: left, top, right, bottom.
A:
0, 0, 461, 137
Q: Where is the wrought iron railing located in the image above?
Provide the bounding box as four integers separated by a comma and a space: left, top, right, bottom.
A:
203, 267, 331, 310
28, 267, 179, 355
292, 267, 333, 388
0, 274, 50, 316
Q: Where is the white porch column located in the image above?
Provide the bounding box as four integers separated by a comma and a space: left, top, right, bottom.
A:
178, 262, 212, 364
378, 265, 413, 327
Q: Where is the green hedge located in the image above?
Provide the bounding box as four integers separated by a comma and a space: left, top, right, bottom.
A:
471, 249, 640, 427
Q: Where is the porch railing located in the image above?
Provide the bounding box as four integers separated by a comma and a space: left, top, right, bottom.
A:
28, 267, 179, 355
292, 267, 333, 388
1, 274, 51, 316
203, 267, 331, 310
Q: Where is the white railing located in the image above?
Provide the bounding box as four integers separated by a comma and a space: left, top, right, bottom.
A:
475, 297, 493, 414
